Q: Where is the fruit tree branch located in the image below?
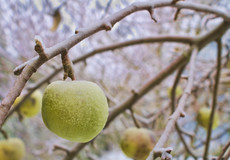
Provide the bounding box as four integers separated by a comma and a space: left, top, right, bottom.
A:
129, 108, 141, 128
203, 39, 222, 159
218, 140, 230, 160
146, 46, 198, 160
173, 1, 230, 22
0, 128, 8, 140
224, 147, 230, 160
171, 64, 197, 158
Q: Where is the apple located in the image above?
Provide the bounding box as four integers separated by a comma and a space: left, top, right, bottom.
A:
42, 80, 109, 142
197, 107, 219, 129
0, 138, 25, 160
13, 90, 43, 118
167, 86, 182, 98
120, 127, 155, 160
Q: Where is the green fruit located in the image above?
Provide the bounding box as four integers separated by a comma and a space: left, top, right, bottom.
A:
13, 90, 43, 117
120, 127, 155, 160
0, 138, 25, 160
197, 107, 220, 129
167, 86, 182, 98
42, 80, 109, 142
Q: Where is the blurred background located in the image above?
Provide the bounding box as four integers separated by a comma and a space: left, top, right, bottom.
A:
0, 0, 230, 159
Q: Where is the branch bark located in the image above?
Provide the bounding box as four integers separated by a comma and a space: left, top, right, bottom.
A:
146, 47, 198, 160
218, 140, 230, 160
170, 64, 197, 158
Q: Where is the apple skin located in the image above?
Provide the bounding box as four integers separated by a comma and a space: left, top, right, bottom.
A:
120, 127, 155, 160
197, 107, 220, 129
13, 90, 43, 118
42, 80, 109, 142
0, 138, 25, 160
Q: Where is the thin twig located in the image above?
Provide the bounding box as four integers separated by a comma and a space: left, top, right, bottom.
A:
129, 108, 141, 128
192, 48, 230, 94
53, 145, 70, 155
174, 9, 181, 21
126, 103, 170, 128
0, 128, 8, 139
176, 126, 230, 156
218, 140, 230, 160
151, 103, 170, 128
224, 148, 230, 160
194, 126, 230, 150
171, 63, 186, 112
175, 124, 196, 157
203, 39, 222, 159
178, 127, 194, 138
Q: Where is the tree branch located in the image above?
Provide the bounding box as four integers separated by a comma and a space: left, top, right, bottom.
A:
146, 46, 198, 160
0, 128, 8, 140
218, 140, 230, 160
173, 1, 230, 22
129, 108, 141, 128
170, 64, 197, 158
203, 39, 222, 159
224, 147, 230, 160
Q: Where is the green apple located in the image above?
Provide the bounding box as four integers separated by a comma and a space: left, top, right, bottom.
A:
167, 86, 182, 98
120, 127, 155, 160
13, 90, 43, 117
197, 107, 219, 129
42, 80, 109, 142
0, 138, 25, 160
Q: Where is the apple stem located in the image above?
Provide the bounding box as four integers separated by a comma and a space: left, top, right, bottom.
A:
61, 51, 76, 81
53, 145, 70, 155
0, 128, 8, 140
